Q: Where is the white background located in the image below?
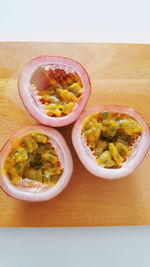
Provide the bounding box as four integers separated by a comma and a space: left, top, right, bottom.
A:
0, 0, 150, 266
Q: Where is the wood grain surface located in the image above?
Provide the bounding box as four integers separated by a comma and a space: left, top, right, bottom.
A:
0, 42, 150, 227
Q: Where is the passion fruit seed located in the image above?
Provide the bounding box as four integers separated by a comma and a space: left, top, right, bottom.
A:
31, 68, 83, 118
82, 111, 142, 168
4, 133, 63, 186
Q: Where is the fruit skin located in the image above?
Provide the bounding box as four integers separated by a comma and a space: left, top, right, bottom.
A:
18, 56, 91, 127
72, 105, 150, 179
0, 126, 73, 202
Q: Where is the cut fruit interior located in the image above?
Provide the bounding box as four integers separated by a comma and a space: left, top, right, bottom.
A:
0, 126, 73, 201
31, 67, 83, 117
72, 105, 150, 179
82, 111, 142, 168
19, 56, 91, 127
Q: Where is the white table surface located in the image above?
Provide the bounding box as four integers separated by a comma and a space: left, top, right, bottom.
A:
0, 0, 150, 266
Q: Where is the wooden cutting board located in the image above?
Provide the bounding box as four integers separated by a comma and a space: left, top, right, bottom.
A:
0, 42, 150, 227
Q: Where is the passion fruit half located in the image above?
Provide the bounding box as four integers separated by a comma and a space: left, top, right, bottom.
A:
0, 126, 73, 201
18, 56, 91, 127
72, 105, 150, 179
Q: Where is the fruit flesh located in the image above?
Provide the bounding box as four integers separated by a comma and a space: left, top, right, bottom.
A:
31, 67, 83, 117
82, 111, 142, 168
4, 132, 63, 187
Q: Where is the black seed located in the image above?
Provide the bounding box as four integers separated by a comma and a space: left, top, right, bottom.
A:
102, 111, 109, 119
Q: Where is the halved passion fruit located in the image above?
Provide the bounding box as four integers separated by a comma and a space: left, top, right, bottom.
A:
0, 126, 73, 201
19, 56, 91, 127
72, 105, 150, 179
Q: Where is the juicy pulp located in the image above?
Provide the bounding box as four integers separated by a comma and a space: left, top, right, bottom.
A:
31, 68, 83, 117
4, 132, 63, 187
82, 111, 142, 168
